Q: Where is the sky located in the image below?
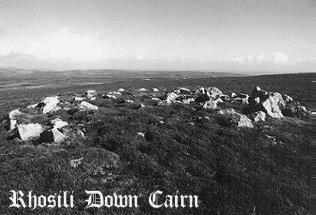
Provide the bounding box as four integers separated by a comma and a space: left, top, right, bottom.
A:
0, 0, 315, 73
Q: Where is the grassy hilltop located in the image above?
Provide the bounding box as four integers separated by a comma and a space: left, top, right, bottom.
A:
0, 72, 313, 215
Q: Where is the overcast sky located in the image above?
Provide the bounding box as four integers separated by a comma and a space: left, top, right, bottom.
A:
0, 0, 315, 72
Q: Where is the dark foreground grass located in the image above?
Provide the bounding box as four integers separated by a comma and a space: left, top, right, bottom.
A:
0, 99, 311, 214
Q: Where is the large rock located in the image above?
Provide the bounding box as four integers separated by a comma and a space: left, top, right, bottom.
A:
282, 101, 310, 117
175, 87, 191, 95
38, 96, 60, 114
51, 118, 69, 129
40, 128, 66, 143
247, 86, 285, 118
85, 90, 97, 99
218, 108, 254, 128
17, 123, 43, 141
79, 101, 99, 111
261, 95, 284, 118
203, 98, 223, 110
250, 111, 266, 122
7, 109, 23, 131
165, 92, 179, 104
195, 87, 206, 95
207, 87, 223, 99
232, 93, 249, 104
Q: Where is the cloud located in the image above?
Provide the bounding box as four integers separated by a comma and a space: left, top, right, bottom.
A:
272, 52, 289, 64
26, 27, 105, 61
217, 52, 290, 65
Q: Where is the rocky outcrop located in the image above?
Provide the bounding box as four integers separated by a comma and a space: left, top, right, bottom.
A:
38, 96, 60, 114
250, 111, 266, 122
282, 101, 310, 117
51, 118, 68, 129
165, 92, 179, 104
79, 101, 98, 111
85, 89, 97, 99
40, 128, 66, 143
17, 123, 43, 141
247, 86, 285, 118
203, 98, 223, 110
7, 109, 23, 131
218, 108, 254, 128
207, 87, 223, 99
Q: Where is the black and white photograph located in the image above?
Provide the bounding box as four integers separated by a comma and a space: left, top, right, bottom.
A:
0, 0, 313, 214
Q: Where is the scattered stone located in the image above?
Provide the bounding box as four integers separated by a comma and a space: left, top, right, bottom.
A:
195, 87, 206, 95
250, 111, 266, 122
7, 109, 23, 131
137, 132, 145, 138
70, 157, 84, 168
207, 87, 223, 99
282, 94, 293, 103
79, 101, 98, 111
51, 118, 69, 129
247, 86, 285, 118
39, 96, 60, 114
40, 128, 66, 143
182, 98, 195, 104
218, 108, 254, 128
85, 90, 97, 99
73, 96, 85, 102
283, 101, 310, 117
220, 94, 230, 101
138, 88, 147, 92
27, 103, 38, 109
175, 87, 191, 94
166, 92, 179, 104
203, 98, 223, 109
17, 123, 43, 141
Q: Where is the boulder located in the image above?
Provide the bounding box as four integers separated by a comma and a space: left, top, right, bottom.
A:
138, 88, 147, 92
282, 94, 293, 103
118, 88, 125, 92
232, 93, 249, 104
7, 109, 23, 131
51, 118, 68, 129
232, 97, 249, 104
17, 123, 43, 141
73, 96, 85, 102
27, 103, 38, 109
166, 92, 179, 103
40, 128, 66, 143
38, 96, 60, 114
282, 101, 310, 117
207, 87, 223, 99
230, 92, 237, 98
261, 95, 284, 118
203, 98, 223, 110
218, 108, 254, 128
247, 86, 285, 118
175, 87, 191, 94
182, 98, 195, 104
195, 87, 206, 95
250, 111, 266, 122
79, 101, 98, 111
152, 88, 159, 92
85, 90, 97, 99
220, 94, 230, 101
